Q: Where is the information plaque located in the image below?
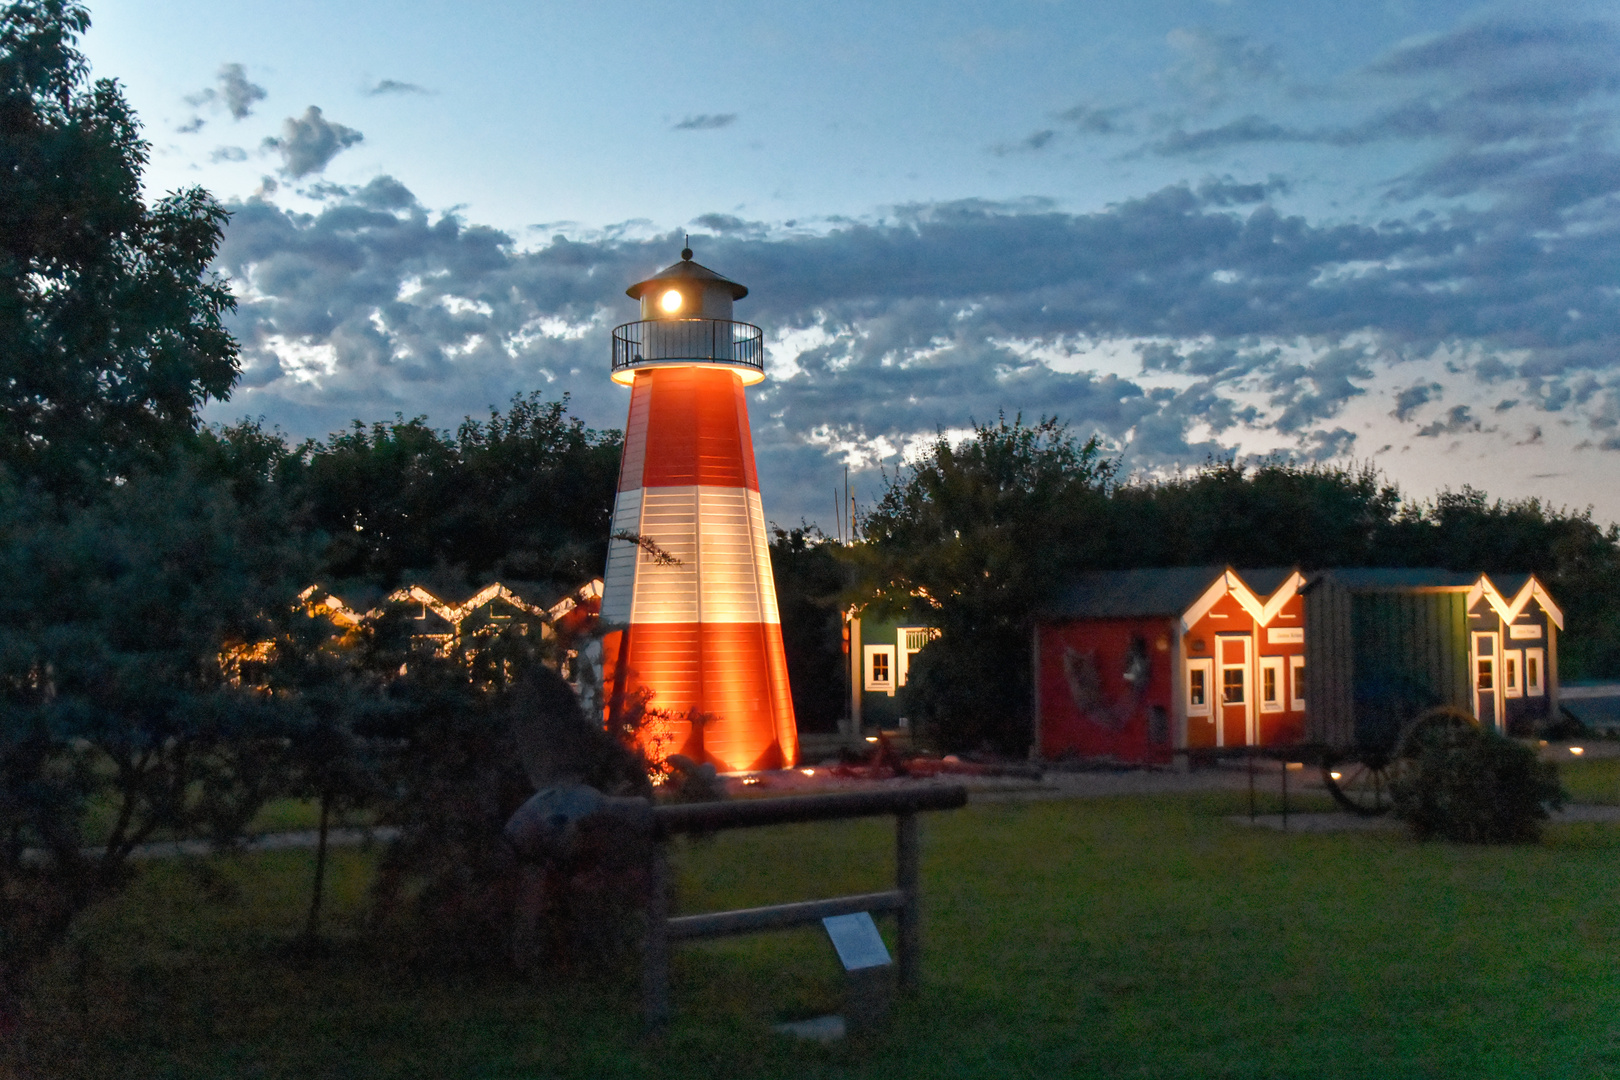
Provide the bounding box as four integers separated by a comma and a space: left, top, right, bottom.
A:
822, 912, 892, 971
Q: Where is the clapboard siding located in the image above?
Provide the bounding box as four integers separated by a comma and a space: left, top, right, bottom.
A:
1305, 571, 1475, 752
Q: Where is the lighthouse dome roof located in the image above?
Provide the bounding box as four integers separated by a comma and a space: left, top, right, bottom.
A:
626, 254, 748, 301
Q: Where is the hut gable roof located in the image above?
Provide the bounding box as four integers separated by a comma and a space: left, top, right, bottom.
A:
1048, 566, 1299, 621
1469, 573, 1565, 630
1305, 568, 1479, 592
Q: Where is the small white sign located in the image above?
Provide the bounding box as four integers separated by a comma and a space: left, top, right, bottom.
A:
1509, 624, 1543, 640
1267, 627, 1304, 644
822, 912, 892, 971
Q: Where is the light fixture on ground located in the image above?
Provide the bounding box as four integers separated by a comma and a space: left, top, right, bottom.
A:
599, 245, 797, 772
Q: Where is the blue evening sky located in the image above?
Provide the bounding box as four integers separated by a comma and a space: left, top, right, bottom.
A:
81, 0, 1620, 526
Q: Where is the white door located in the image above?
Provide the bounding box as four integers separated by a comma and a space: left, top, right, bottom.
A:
1472, 632, 1501, 732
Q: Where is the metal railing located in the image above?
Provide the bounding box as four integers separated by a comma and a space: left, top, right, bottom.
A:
642, 784, 969, 1031
611, 318, 764, 378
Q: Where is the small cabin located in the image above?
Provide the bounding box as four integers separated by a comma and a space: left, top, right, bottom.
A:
1301, 569, 1563, 751
844, 611, 938, 734
1034, 566, 1306, 765
1465, 573, 1563, 735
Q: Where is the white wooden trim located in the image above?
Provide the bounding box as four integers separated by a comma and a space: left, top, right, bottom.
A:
1180, 572, 1233, 635
863, 644, 896, 696
1525, 648, 1546, 697
1216, 632, 1254, 746
1186, 659, 1214, 718
1259, 656, 1284, 713
1504, 649, 1524, 699
1256, 570, 1306, 626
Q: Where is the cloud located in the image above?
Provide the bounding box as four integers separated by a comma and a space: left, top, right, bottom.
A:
1164, 27, 1281, 104
208, 164, 1620, 522
1392, 382, 1442, 422
176, 116, 205, 134
1147, 14, 1620, 222
1416, 405, 1482, 437
366, 79, 430, 96
1056, 103, 1128, 134
210, 146, 248, 163
262, 107, 364, 178
673, 114, 737, 131
186, 63, 267, 121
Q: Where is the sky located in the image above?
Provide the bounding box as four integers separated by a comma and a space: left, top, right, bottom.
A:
79, 0, 1620, 529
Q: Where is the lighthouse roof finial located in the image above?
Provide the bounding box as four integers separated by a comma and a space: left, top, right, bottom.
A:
625, 244, 749, 301
681, 234, 692, 262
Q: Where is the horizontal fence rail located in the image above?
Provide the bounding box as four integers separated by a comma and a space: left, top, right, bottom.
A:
643, 784, 969, 1031
612, 318, 764, 378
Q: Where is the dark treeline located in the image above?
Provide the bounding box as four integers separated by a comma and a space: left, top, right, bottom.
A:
810, 416, 1620, 751
223, 394, 622, 601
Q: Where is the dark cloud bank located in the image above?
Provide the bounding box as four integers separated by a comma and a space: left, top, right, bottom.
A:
212, 14, 1620, 523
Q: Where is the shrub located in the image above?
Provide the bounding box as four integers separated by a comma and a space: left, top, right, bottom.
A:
1391, 711, 1565, 843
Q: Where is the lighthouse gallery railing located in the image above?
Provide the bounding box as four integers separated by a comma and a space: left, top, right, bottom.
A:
612, 318, 764, 378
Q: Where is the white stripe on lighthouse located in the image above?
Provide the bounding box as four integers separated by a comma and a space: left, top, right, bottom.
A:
599, 485, 781, 626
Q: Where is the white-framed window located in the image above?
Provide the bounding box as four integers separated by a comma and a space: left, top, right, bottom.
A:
1186, 659, 1213, 717
864, 644, 896, 696
1504, 649, 1523, 698
895, 626, 939, 687
1289, 655, 1305, 712
1259, 656, 1284, 713
1525, 648, 1545, 697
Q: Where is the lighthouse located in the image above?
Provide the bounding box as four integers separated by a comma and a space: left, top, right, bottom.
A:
599, 246, 797, 772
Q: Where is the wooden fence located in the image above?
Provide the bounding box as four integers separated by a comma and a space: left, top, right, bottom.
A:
642, 784, 969, 1030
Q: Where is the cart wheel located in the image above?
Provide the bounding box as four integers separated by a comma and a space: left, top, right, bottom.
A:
1322, 753, 1395, 817
1395, 705, 1479, 758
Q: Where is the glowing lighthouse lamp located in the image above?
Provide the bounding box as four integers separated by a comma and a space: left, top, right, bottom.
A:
599, 245, 797, 772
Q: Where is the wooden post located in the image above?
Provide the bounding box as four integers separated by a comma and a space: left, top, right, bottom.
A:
642, 839, 671, 1032
896, 811, 919, 992
1281, 757, 1289, 830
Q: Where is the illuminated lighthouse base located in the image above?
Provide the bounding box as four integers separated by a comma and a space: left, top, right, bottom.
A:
600, 365, 797, 772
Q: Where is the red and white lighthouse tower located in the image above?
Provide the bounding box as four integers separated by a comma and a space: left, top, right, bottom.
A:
599, 247, 797, 772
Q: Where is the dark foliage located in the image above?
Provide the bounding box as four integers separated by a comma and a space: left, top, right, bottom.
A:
0, 0, 237, 494
769, 526, 850, 734
857, 436, 1620, 752
297, 393, 622, 594
860, 415, 1114, 752
1391, 711, 1565, 843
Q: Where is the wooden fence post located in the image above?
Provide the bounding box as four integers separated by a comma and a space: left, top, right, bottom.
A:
896, 811, 919, 992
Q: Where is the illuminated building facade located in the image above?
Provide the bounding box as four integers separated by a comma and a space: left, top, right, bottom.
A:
599, 249, 797, 771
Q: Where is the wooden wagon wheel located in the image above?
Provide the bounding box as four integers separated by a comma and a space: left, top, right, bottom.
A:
1322, 706, 1480, 817
1321, 751, 1397, 817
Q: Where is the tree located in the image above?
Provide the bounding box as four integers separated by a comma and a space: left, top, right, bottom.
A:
0, 2, 277, 1015
297, 393, 622, 595
770, 526, 850, 734
0, 458, 307, 1006
0, 0, 238, 494
856, 415, 1113, 751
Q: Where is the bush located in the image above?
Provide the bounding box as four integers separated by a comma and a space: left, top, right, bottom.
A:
1391, 712, 1565, 843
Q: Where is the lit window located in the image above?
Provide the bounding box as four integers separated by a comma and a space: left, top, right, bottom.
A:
1525, 649, 1545, 697
1223, 669, 1245, 704
872, 652, 889, 683
1190, 669, 1206, 707
1477, 660, 1493, 691
1289, 655, 1306, 711
1264, 667, 1277, 703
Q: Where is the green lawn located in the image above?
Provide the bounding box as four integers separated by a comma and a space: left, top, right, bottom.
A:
1562, 756, 1620, 805
13, 790, 1620, 1079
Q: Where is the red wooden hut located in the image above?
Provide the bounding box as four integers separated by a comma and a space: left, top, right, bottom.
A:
1035, 566, 1306, 764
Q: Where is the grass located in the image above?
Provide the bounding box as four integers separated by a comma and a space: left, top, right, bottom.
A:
1561, 757, 1620, 805
12, 790, 1620, 1079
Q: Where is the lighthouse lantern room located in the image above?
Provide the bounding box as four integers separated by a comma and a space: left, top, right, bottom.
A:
600, 247, 796, 772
